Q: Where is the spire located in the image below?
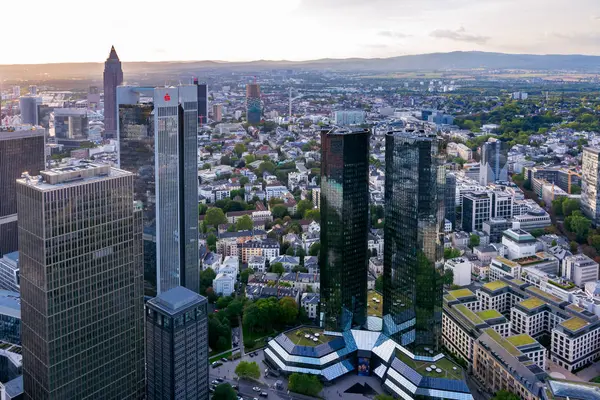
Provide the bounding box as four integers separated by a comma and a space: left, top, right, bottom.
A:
107, 46, 119, 61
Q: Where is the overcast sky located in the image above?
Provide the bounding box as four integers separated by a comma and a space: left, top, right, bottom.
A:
2, 0, 599, 64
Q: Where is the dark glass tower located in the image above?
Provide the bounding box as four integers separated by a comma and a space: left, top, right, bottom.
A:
319, 127, 370, 332
246, 83, 262, 124
103, 46, 123, 139
194, 79, 209, 125
146, 287, 209, 400
0, 128, 45, 256
445, 172, 456, 229
383, 130, 445, 355
17, 164, 145, 399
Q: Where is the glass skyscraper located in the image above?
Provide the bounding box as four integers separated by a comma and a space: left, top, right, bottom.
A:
319, 127, 370, 332
118, 86, 199, 294
246, 83, 262, 124
17, 163, 145, 399
383, 130, 446, 355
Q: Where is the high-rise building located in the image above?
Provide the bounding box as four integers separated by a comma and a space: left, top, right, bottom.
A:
319, 127, 370, 331
118, 86, 199, 294
17, 163, 145, 399
212, 104, 222, 122
480, 138, 509, 185
0, 127, 45, 256
146, 286, 208, 400
19, 97, 39, 125
383, 130, 445, 353
0, 251, 19, 292
87, 86, 101, 110
445, 172, 456, 229
103, 46, 123, 138
462, 192, 492, 232
581, 147, 600, 225
28, 86, 37, 96
246, 83, 261, 124
193, 79, 208, 125
52, 108, 89, 147
333, 110, 366, 126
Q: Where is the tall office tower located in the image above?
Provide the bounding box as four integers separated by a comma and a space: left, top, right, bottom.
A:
246, 83, 262, 124
479, 138, 509, 185
0, 128, 45, 256
103, 46, 123, 138
19, 97, 39, 125
445, 172, 456, 229
118, 86, 199, 294
383, 130, 445, 354
462, 192, 492, 232
28, 86, 37, 96
319, 127, 370, 332
212, 104, 223, 122
193, 78, 208, 125
146, 287, 208, 400
582, 147, 600, 225
52, 108, 89, 148
17, 163, 145, 399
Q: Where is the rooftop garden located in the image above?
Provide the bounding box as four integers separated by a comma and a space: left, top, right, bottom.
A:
286, 328, 333, 347
513, 255, 543, 265
483, 281, 508, 291
395, 350, 463, 380
455, 305, 484, 325
567, 304, 585, 313
561, 317, 589, 332
495, 257, 518, 268
367, 290, 383, 317
519, 297, 546, 310
506, 334, 537, 347
476, 309, 503, 321
485, 329, 522, 357
528, 287, 562, 303
548, 280, 577, 290
448, 289, 476, 299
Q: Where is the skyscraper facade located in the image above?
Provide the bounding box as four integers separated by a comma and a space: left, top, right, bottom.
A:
479, 138, 509, 185
146, 286, 208, 400
445, 172, 456, 229
17, 163, 145, 399
118, 86, 199, 294
194, 79, 208, 125
246, 83, 262, 124
0, 127, 45, 256
383, 130, 445, 354
19, 97, 39, 125
103, 46, 123, 139
319, 127, 370, 332
581, 147, 600, 225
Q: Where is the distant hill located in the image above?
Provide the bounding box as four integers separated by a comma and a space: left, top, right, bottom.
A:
1, 51, 599, 83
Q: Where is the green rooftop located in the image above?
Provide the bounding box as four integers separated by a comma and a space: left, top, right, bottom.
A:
395, 350, 463, 380
567, 304, 585, 313
476, 309, 503, 321
560, 317, 589, 332
485, 328, 522, 357
528, 286, 563, 304
495, 257, 518, 268
506, 334, 537, 347
448, 289, 476, 299
367, 290, 383, 317
483, 281, 508, 291
285, 328, 333, 347
519, 297, 546, 310
444, 294, 456, 302
455, 305, 484, 325
512, 279, 526, 285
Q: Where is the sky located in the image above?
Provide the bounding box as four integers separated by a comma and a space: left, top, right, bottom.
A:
2, 0, 600, 64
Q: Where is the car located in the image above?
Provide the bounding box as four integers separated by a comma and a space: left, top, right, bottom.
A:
211, 362, 222, 369
209, 388, 215, 393
212, 380, 219, 385
232, 384, 239, 390
259, 392, 268, 397
221, 358, 228, 362
253, 398, 259, 400
252, 387, 261, 392
216, 378, 224, 383
249, 353, 255, 357
253, 351, 259, 356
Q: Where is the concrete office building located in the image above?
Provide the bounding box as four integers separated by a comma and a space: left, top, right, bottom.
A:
563, 254, 599, 287
52, 108, 89, 147
0, 127, 45, 256
17, 163, 145, 399
462, 192, 492, 232
18, 97, 39, 126
333, 110, 366, 126
103, 46, 123, 138
0, 252, 19, 292
212, 104, 223, 122
118, 86, 200, 294
146, 287, 208, 400
581, 147, 600, 225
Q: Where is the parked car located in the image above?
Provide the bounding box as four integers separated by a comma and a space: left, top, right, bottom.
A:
216, 378, 224, 383
252, 387, 261, 392
259, 392, 268, 397
211, 362, 222, 369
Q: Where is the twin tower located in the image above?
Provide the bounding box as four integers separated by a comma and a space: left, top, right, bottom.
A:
319, 127, 446, 355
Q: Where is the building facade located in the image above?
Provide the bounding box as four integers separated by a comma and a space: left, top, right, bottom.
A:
383, 130, 445, 354
103, 46, 124, 138
319, 127, 370, 331
581, 147, 600, 225
246, 83, 261, 124
480, 138, 509, 185
445, 172, 456, 229
145, 287, 208, 400
118, 86, 200, 294
462, 192, 492, 233
0, 252, 19, 292
0, 128, 45, 256
17, 163, 145, 399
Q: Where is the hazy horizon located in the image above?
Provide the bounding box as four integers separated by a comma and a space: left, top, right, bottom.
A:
3, 0, 599, 65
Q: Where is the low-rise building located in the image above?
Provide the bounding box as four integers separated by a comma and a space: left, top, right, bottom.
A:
444, 258, 472, 286
564, 254, 599, 287
248, 256, 267, 273
301, 293, 319, 320
213, 273, 235, 296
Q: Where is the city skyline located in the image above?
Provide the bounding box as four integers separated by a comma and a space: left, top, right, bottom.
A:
1, 0, 599, 64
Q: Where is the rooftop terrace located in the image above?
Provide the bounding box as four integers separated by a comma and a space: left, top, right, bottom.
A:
285, 328, 333, 347
395, 350, 463, 380
485, 328, 522, 357
367, 290, 382, 317
455, 305, 484, 325
506, 334, 537, 347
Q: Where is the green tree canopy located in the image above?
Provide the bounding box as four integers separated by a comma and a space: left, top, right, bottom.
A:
272, 204, 288, 219
296, 200, 314, 218
565, 211, 592, 243
205, 208, 227, 227
492, 390, 520, 400
236, 215, 253, 231
444, 247, 461, 259
288, 373, 323, 397
562, 198, 580, 217
374, 395, 395, 400
304, 209, 321, 222
270, 262, 285, 275
375, 275, 383, 292
469, 234, 480, 249
212, 383, 237, 400
309, 242, 321, 256
240, 268, 254, 285
234, 143, 247, 156
443, 269, 454, 285
235, 361, 261, 380
207, 234, 217, 252
200, 268, 216, 294
258, 161, 276, 175
279, 297, 299, 325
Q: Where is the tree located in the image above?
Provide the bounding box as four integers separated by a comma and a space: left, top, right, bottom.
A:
469, 234, 480, 249
530, 229, 545, 238
207, 234, 217, 252
258, 161, 276, 175
570, 241, 579, 253
235, 361, 261, 380
213, 383, 237, 400
452, 157, 466, 166
374, 396, 395, 400
205, 287, 218, 303
565, 211, 592, 242
270, 262, 285, 275
279, 297, 299, 325
375, 275, 383, 292
239, 176, 249, 185
198, 203, 208, 216
288, 373, 323, 397
205, 208, 227, 227
225, 298, 244, 322
304, 209, 321, 222
200, 268, 216, 295
272, 204, 288, 219
309, 242, 321, 256
244, 154, 256, 164
562, 198, 580, 217
208, 314, 230, 351
202, 163, 212, 170
492, 390, 520, 400
217, 296, 233, 310
444, 247, 461, 259
552, 197, 565, 216
234, 143, 247, 157
296, 200, 314, 218
236, 215, 253, 231
443, 269, 455, 285
220, 155, 232, 166
240, 268, 254, 285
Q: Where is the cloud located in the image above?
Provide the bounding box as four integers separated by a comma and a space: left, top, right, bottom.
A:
430, 26, 490, 45
552, 31, 600, 45
378, 30, 411, 39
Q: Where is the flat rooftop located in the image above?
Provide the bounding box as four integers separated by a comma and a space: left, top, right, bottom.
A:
17, 162, 131, 191
367, 290, 382, 317
148, 286, 206, 315
476, 309, 503, 321
506, 334, 537, 347
483, 281, 508, 292
285, 328, 333, 347
448, 289, 476, 299
519, 297, 547, 310
560, 317, 590, 332
395, 349, 463, 380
